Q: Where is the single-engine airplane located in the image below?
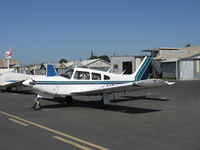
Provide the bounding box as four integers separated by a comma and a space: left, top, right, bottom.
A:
23, 56, 174, 110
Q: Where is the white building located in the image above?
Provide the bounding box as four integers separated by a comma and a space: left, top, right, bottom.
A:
80, 58, 111, 71
110, 56, 145, 74
154, 46, 200, 80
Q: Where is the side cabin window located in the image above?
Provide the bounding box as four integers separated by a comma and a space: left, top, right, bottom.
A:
92, 73, 101, 80
74, 71, 90, 80
61, 69, 74, 79
104, 75, 110, 80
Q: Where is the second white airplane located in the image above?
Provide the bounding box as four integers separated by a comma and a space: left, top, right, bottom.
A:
23, 56, 174, 110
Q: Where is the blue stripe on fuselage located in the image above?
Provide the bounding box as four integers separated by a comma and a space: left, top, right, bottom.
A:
6, 80, 18, 83
34, 80, 134, 85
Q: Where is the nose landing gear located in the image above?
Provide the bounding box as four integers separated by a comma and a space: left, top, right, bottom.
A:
33, 95, 41, 110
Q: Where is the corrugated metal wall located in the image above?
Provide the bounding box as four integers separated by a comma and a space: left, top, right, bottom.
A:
161, 62, 176, 78
193, 59, 200, 79
179, 60, 194, 80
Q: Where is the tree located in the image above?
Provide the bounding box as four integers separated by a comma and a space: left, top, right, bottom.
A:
89, 55, 98, 60
59, 58, 68, 63
98, 55, 110, 62
185, 43, 191, 47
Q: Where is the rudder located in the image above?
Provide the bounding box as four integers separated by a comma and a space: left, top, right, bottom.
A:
133, 56, 153, 81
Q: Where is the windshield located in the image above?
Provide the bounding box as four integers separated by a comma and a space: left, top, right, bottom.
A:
60, 69, 74, 79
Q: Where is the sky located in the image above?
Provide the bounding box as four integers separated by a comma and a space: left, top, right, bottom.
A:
0, 0, 200, 65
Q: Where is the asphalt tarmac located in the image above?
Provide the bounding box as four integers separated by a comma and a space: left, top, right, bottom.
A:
0, 80, 200, 150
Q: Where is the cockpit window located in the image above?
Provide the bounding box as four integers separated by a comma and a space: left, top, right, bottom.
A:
60, 69, 74, 79
92, 73, 101, 80
104, 75, 110, 80
74, 71, 90, 80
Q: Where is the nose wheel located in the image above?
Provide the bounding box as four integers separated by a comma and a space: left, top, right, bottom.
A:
33, 102, 41, 110
33, 95, 41, 110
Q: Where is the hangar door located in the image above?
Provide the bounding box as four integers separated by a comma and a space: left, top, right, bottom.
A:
122, 61, 132, 74
194, 59, 200, 79
179, 60, 193, 80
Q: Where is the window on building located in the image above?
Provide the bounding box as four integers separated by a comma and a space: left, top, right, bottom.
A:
92, 73, 101, 80
122, 61, 132, 74
104, 75, 110, 80
74, 71, 90, 80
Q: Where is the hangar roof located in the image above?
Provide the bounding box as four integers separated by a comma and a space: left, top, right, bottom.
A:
80, 58, 110, 67
154, 46, 200, 61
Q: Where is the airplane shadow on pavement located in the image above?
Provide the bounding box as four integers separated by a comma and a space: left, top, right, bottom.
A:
112, 96, 171, 103
40, 95, 168, 114
0, 89, 34, 95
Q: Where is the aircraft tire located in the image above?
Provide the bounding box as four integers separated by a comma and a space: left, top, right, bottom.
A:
6, 87, 12, 92
99, 98, 109, 109
65, 96, 73, 104
100, 98, 104, 105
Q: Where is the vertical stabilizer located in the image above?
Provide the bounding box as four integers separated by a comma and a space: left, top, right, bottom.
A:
132, 56, 153, 81
46, 64, 57, 77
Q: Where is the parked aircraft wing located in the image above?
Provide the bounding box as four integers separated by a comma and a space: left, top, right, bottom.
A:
71, 79, 174, 96
0, 80, 25, 87
0, 72, 44, 87
0, 73, 28, 87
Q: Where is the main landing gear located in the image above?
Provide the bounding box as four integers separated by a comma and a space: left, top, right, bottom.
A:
65, 96, 73, 105
100, 94, 110, 108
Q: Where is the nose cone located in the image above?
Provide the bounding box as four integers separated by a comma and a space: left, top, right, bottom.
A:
23, 79, 33, 87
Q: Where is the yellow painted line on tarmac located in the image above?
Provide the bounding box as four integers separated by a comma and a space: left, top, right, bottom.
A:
0, 111, 110, 150
53, 136, 93, 150
9, 118, 29, 127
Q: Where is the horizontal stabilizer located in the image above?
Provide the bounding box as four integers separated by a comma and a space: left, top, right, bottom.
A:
136, 79, 175, 87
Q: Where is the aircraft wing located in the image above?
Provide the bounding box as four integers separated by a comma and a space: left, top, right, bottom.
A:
0, 72, 43, 87
71, 79, 174, 96
0, 80, 25, 87
0, 72, 29, 87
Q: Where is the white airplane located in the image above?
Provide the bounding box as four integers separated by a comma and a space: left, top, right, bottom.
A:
0, 72, 44, 91
23, 56, 174, 110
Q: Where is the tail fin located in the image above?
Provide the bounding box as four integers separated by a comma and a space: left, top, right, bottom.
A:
133, 56, 153, 81
46, 64, 57, 77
